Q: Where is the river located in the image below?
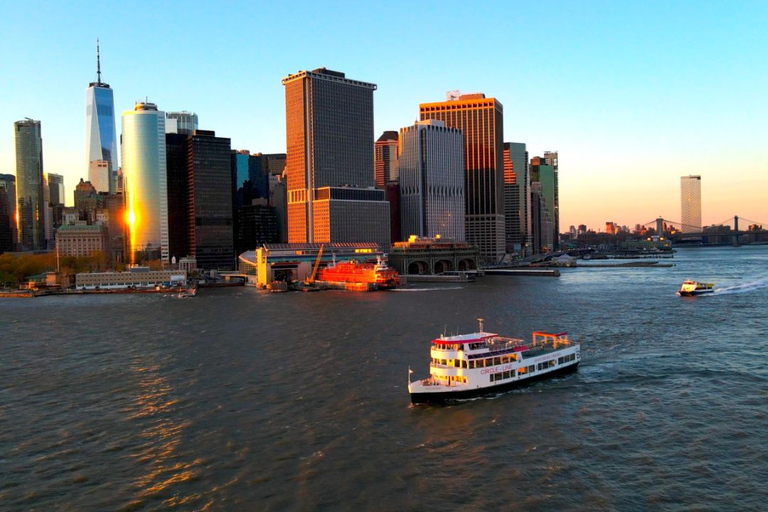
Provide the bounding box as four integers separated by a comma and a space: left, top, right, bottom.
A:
1, 245, 767, 510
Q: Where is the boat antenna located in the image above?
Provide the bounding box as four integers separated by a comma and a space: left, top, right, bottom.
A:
478, 318, 484, 333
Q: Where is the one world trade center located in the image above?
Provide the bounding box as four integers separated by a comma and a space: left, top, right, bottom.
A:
85, 40, 118, 193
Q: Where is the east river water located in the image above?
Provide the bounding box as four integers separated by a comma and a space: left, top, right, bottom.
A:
1, 246, 767, 511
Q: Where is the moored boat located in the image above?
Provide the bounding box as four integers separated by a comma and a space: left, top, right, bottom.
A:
318, 256, 400, 290
408, 319, 580, 405
678, 279, 715, 296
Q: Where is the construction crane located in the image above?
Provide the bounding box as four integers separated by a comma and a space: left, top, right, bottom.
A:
305, 244, 324, 286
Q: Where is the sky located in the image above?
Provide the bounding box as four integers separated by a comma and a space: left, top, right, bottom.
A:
1, 0, 766, 231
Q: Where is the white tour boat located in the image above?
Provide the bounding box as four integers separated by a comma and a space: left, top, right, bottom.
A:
408, 319, 580, 405
677, 280, 715, 296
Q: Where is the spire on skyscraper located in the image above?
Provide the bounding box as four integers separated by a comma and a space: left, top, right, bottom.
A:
96, 38, 102, 85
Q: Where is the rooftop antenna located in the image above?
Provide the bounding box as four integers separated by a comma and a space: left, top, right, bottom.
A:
478, 318, 484, 333
96, 38, 102, 85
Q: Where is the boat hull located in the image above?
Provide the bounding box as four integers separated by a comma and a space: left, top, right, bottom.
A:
678, 289, 714, 296
410, 362, 579, 405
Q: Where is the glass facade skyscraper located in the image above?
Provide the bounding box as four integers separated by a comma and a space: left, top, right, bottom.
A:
14, 118, 46, 251
85, 42, 118, 193
419, 94, 506, 263
187, 130, 234, 270
681, 175, 702, 233
122, 102, 168, 263
399, 120, 465, 241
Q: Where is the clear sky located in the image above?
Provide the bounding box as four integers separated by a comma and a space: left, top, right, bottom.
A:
1, 0, 766, 231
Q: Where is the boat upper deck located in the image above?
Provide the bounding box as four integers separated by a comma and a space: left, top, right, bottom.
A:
431, 331, 575, 359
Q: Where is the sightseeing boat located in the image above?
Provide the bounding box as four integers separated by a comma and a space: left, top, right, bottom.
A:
677, 279, 715, 296
318, 256, 400, 290
408, 319, 580, 405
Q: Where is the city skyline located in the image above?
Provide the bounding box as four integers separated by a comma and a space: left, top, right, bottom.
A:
1, 1, 767, 231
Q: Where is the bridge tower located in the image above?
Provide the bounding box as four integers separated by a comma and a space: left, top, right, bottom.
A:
734, 215, 740, 246
656, 217, 664, 234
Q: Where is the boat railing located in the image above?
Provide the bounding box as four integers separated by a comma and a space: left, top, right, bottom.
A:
532, 331, 571, 349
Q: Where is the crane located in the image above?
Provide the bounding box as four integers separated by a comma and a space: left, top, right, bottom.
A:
305, 244, 324, 286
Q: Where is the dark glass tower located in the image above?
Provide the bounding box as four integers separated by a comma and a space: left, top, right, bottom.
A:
187, 130, 234, 270
14, 118, 46, 251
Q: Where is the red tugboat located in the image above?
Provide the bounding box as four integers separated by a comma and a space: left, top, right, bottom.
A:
318, 256, 400, 290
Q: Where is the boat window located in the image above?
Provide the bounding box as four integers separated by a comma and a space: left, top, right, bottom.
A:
503, 371, 511, 379
528, 365, 535, 373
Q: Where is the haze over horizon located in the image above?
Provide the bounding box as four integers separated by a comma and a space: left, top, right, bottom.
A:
1, 0, 766, 231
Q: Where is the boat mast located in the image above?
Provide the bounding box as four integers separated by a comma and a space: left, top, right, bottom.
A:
478, 318, 484, 333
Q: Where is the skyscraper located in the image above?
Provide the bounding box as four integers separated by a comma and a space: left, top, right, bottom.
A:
166, 132, 190, 261
186, 130, 234, 270
503, 142, 530, 254
543, 151, 559, 249
282, 68, 390, 248
681, 175, 702, 233
419, 93, 506, 263
399, 120, 465, 240
85, 41, 118, 193
530, 156, 557, 253
47, 173, 65, 206
122, 102, 168, 263
14, 118, 46, 251
374, 131, 399, 188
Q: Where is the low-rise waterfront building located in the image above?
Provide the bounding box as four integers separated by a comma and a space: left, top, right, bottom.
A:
75, 266, 187, 289
388, 236, 478, 275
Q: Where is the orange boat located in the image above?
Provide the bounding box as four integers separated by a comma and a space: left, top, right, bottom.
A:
318, 257, 400, 289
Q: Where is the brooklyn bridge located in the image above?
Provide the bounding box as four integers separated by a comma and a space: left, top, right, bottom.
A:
641, 215, 768, 245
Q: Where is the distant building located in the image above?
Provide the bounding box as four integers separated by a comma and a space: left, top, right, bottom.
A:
15, 118, 46, 251
530, 182, 554, 253
399, 120, 465, 241
419, 93, 506, 263
88, 160, 110, 193
503, 142, 530, 255
122, 101, 168, 263
270, 175, 288, 243
85, 41, 119, 193
530, 155, 558, 252
681, 175, 702, 233
282, 68, 390, 249
388, 236, 478, 275
187, 130, 234, 270
236, 199, 279, 251
48, 173, 65, 206
0, 174, 16, 252
55, 224, 107, 257
374, 131, 399, 188
385, 182, 401, 245
166, 111, 199, 136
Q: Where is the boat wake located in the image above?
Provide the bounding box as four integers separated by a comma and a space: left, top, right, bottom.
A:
714, 278, 768, 295
392, 286, 464, 292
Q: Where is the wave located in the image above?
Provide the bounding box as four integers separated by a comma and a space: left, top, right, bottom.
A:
714, 277, 768, 295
